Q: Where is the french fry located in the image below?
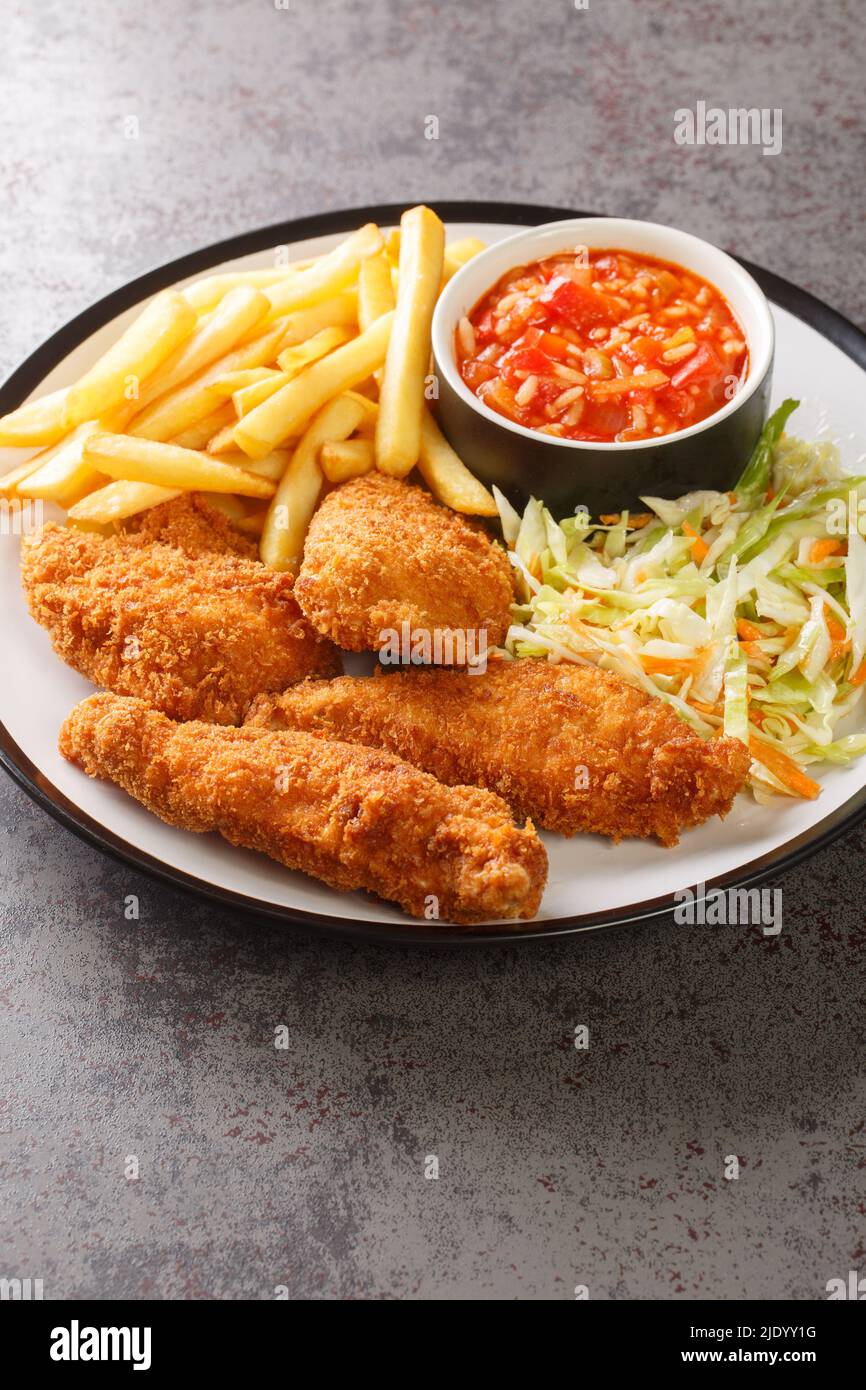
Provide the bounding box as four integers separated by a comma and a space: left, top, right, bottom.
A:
442, 237, 487, 281
358, 251, 395, 390
182, 263, 316, 315
68, 480, 183, 524
0, 456, 45, 498
200, 494, 268, 537
133, 286, 269, 410
210, 367, 282, 397
375, 205, 445, 477
235, 507, 268, 537
231, 373, 290, 419
204, 375, 287, 446
235, 310, 393, 459
169, 403, 236, 450
126, 321, 287, 441
82, 433, 276, 498
263, 224, 383, 321
16, 422, 105, 507
276, 326, 354, 377
197, 492, 248, 525
230, 449, 292, 481
320, 437, 374, 483
416, 411, 497, 516
205, 424, 241, 455
385, 228, 401, 266
64, 290, 196, 428
358, 252, 396, 331
0, 387, 70, 448
340, 389, 377, 436
342, 390, 379, 425
259, 393, 367, 571
276, 291, 358, 346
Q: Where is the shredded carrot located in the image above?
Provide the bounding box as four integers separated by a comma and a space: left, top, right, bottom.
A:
809, 537, 845, 564
642, 648, 708, 678
727, 492, 738, 505
641, 655, 695, 676
737, 619, 764, 642
689, 700, 722, 716
822, 610, 851, 662
749, 737, 820, 799
740, 640, 770, 664
682, 520, 709, 563
851, 659, 866, 687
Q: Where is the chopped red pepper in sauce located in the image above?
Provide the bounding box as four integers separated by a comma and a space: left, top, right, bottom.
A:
455, 248, 749, 443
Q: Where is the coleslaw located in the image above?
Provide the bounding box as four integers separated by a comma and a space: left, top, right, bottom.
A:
495, 400, 866, 800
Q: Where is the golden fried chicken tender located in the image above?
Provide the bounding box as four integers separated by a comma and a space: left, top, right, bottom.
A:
21, 495, 340, 725
293, 473, 514, 656
59, 692, 547, 925
246, 661, 750, 846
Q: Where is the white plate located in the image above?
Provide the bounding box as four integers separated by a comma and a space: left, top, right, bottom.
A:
3, 204, 866, 942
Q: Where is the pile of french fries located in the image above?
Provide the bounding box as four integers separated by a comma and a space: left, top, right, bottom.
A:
0, 206, 495, 571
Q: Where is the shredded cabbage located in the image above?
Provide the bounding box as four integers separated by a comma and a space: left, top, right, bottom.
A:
496, 401, 866, 799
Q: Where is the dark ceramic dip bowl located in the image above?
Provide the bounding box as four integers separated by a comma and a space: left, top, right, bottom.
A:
431, 217, 774, 516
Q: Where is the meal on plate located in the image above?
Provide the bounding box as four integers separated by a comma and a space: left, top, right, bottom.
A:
2, 205, 865, 925
455, 247, 749, 443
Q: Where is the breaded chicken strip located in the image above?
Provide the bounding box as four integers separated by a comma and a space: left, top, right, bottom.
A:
120, 492, 259, 556
246, 661, 750, 846
60, 693, 547, 925
294, 473, 514, 656
21, 496, 340, 725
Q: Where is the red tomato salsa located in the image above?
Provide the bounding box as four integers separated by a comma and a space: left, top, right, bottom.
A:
455, 248, 749, 443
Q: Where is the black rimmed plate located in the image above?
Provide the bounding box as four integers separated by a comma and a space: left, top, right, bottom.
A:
3, 201, 866, 945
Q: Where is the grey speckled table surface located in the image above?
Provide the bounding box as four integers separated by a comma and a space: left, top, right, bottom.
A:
2, 0, 865, 1301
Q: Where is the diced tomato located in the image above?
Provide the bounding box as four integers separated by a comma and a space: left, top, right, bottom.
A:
656, 386, 697, 422
647, 268, 681, 305
583, 400, 628, 436
461, 360, 498, 391
538, 277, 617, 329
518, 326, 544, 350
632, 335, 663, 363
498, 345, 554, 386
519, 326, 572, 361
670, 342, 723, 389
618, 335, 663, 369
473, 311, 496, 342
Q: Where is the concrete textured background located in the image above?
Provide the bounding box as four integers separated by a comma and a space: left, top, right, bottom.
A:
1, 0, 865, 1301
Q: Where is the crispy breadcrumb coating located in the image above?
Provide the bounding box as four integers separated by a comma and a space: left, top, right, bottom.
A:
246, 660, 750, 846
21, 496, 340, 725
294, 473, 514, 656
59, 692, 547, 924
